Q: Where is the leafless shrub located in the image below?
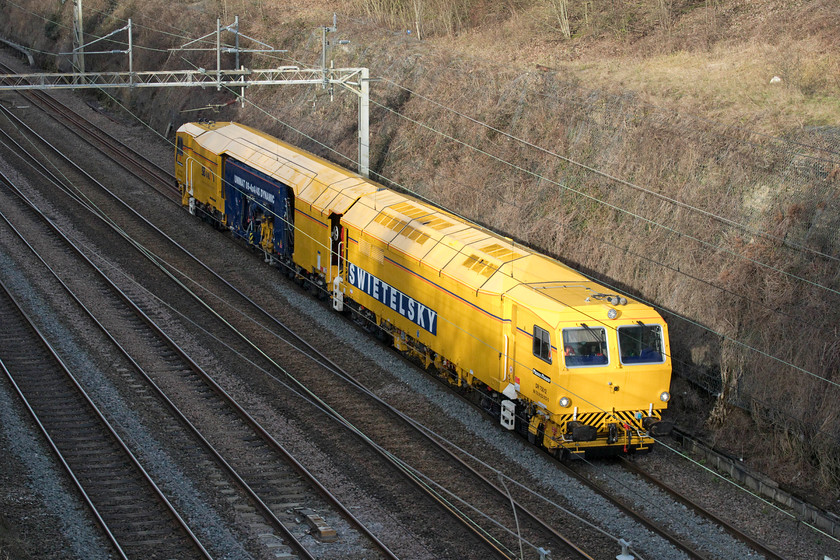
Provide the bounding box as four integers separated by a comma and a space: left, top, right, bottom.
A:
351, 0, 473, 36
4, 0, 839, 497
657, 0, 672, 30
546, 0, 572, 39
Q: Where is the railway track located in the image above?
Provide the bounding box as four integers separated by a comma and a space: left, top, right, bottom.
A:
0, 60, 174, 193
0, 277, 211, 560
617, 457, 786, 560
0, 133, 397, 559
0, 54, 830, 559
558, 456, 789, 560
0, 67, 608, 559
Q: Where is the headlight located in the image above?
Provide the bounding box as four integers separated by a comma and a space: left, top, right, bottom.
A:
660, 391, 671, 403
607, 308, 618, 319
559, 396, 572, 408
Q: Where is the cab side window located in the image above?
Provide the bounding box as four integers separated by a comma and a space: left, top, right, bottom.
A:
563, 327, 609, 367
176, 136, 184, 157
532, 325, 552, 364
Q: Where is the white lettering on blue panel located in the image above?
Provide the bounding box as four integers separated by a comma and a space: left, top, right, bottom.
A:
347, 263, 437, 335
232, 173, 276, 205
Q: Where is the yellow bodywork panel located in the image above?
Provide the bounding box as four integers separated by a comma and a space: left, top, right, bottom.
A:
343, 185, 671, 437
175, 121, 672, 454
175, 125, 225, 216
176, 121, 379, 274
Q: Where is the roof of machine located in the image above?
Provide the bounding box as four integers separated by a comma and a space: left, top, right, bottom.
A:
181, 121, 646, 327
182, 121, 379, 215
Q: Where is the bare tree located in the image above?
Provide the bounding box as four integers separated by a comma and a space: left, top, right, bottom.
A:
658, 0, 672, 30
706, 0, 719, 35
548, 0, 571, 39
413, 0, 423, 40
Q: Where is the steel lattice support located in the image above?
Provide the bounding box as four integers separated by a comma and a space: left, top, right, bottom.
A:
73, 0, 84, 75
0, 15, 371, 177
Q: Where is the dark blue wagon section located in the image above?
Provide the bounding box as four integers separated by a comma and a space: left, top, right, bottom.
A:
224, 157, 294, 258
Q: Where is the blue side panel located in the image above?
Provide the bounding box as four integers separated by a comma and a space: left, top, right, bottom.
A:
223, 157, 292, 257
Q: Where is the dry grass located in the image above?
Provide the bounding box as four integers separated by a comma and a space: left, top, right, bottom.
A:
3, 0, 840, 500
567, 41, 840, 131
437, 0, 840, 133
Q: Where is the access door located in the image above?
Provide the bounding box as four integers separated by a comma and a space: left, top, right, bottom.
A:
329, 213, 346, 278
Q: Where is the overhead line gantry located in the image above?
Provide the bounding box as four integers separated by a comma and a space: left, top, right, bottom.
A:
0, 13, 371, 177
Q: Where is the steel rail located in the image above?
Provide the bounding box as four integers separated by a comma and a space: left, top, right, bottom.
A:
558, 458, 711, 560
0, 84, 591, 560
619, 457, 788, 560
0, 273, 212, 560
0, 183, 321, 560
0, 355, 129, 560
0, 102, 402, 560
0, 61, 174, 188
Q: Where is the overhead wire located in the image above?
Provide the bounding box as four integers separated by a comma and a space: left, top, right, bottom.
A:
365, 95, 840, 298
23, 1, 837, 417
4, 4, 838, 543
380, 79, 840, 265
152, 55, 840, 408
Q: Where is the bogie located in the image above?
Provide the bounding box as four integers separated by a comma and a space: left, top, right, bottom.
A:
174, 121, 673, 458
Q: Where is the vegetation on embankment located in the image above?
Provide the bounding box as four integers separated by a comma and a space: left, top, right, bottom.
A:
2, 0, 839, 505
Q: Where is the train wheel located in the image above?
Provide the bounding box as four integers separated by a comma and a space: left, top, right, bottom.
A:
536, 422, 546, 449
375, 325, 391, 344
316, 280, 328, 301
553, 448, 571, 463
